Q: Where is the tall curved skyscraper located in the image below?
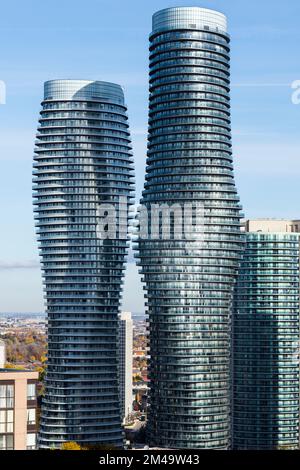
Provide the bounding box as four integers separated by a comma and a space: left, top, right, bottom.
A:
33, 80, 134, 448
137, 7, 243, 449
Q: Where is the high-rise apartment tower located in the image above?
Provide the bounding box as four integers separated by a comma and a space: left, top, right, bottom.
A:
233, 219, 300, 450
119, 312, 133, 423
33, 80, 134, 448
136, 7, 243, 449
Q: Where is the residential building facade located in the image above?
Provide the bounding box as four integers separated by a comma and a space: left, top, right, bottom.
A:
233, 219, 300, 449
119, 312, 133, 422
0, 341, 5, 368
0, 368, 38, 450
33, 80, 134, 448
136, 7, 243, 449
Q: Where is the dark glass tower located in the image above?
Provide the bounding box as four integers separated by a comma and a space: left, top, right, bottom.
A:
136, 7, 243, 449
233, 220, 300, 450
33, 80, 134, 448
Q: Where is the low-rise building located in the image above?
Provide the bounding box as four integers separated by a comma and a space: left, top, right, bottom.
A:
119, 312, 133, 423
0, 359, 39, 450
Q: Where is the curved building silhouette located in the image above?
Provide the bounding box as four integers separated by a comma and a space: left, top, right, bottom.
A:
137, 7, 243, 449
33, 80, 134, 448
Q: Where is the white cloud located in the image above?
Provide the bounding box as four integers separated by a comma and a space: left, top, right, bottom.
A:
0, 259, 39, 270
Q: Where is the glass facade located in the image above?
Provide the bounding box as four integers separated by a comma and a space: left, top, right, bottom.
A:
136, 8, 243, 449
233, 231, 300, 449
119, 312, 133, 422
33, 80, 134, 448
0, 384, 14, 450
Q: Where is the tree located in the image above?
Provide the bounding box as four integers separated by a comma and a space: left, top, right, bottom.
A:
61, 442, 83, 450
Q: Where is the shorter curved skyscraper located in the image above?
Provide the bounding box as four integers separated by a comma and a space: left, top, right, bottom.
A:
233, 219, 300, 450
33, 80, 134, 448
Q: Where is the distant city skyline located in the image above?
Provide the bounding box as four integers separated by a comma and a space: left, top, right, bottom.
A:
0, 0, 300, 312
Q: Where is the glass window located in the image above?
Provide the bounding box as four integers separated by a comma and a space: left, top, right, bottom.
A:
27, 383, 36, 401
0, 385, 14, 409
6, 435, 13, 450
26, 433, 36, 450
0, 434, 14, 450
6, 386, 14, 408
0, 385, 6, 408
0, 410, 5, 433
27, 409, 36, 425
0, 409, 14, 433
6, 410, 13, 433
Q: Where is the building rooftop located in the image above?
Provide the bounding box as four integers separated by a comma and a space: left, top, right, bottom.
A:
245, 219, 300, 233
44, 79, 125, 104
152, 7, 227, 34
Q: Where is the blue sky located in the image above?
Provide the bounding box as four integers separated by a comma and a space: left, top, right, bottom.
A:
0, 0, 299, 313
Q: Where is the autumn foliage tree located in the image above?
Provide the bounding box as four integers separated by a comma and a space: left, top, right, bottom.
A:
2, 331, 46, 364
61, 442, 83, 450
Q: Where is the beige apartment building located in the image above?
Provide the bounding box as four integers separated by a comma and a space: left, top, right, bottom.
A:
0, 368, 39, 450
244, 219, 300, 233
